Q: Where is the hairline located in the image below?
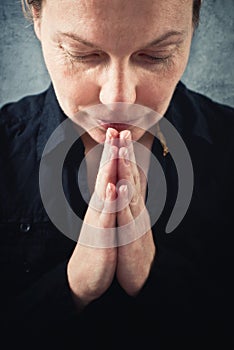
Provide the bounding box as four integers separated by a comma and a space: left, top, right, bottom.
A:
21, 0, 202, 28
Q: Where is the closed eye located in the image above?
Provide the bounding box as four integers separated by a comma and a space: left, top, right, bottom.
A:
67, 51, 103, 62
135, 52, 170, 64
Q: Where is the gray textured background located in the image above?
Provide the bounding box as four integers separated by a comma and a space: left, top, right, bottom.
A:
0, 0, 234, 108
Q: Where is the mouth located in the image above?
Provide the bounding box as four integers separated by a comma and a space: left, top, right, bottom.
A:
100, 122, 133, 132
97, 120, 139, 132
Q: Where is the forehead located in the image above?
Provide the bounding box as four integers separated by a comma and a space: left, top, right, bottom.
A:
43, 0, 193, 50
45, 0, 192, 27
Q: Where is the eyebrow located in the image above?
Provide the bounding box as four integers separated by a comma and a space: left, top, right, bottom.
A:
144, 30, 187, 48
56, 31, 101, 49
56, 29, 186, 49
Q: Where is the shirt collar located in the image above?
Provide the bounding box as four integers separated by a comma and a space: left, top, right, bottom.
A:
37, 84, 73, 159
165, 81, 213, 145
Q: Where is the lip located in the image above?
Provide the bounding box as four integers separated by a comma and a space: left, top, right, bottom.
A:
97, 119, 140, 132
99, 122, 135, 132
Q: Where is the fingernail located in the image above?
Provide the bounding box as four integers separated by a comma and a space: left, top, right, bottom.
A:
120, 147, 130, 166
124, 130, 131, 140
106, 183, 113, 200
119, 184, 128, 196
120, 130, 131, 146
124, 150, 129, 165
106, 128, 112, 141
120, 130, 131, 139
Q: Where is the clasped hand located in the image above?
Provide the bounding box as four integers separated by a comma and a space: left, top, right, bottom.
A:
68, 128, 156, 307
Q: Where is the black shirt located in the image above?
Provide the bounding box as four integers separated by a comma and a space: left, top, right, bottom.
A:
0, 82, 234, 349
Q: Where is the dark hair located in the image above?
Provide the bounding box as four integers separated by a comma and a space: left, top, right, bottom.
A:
22, 0, 202, 27
193, 0, 202, 28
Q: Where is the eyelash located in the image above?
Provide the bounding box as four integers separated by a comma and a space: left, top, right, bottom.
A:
68, 53, 102, 61
137, 54, 170, 65
64, 49, 171, 66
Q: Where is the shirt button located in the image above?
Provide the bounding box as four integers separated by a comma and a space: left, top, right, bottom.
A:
20, 223, 31, 233
23, 261, 31, 273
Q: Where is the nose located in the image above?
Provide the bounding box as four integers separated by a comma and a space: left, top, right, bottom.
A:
99, 62, 137, 105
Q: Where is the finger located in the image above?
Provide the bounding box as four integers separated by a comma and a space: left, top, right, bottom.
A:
79, 182, 117, 248
118, 146, 135, 189
99, 182, 117, 226
117, 184, 140, 246
95, 128, 118, 203
99, 127, 119, 165
118, 147, 144, 218
119, 131, 141, 190
117, 184, 152, 247
117, 185, 134, 227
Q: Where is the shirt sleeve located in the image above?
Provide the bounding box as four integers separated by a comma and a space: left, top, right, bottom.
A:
1, 260, 80, 331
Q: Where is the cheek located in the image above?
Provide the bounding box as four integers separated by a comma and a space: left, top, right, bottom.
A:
138, 77, 176, 116
53, 78, 98, 117
41, 45, 99, 116
137, 59, 188, 115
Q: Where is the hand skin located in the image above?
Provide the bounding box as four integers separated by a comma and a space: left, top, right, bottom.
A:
67, 128, 156, 308
116, 130, 156, 296
67, 128, 118, 308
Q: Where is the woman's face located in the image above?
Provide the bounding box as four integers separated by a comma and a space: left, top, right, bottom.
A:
34, 0, 194, 143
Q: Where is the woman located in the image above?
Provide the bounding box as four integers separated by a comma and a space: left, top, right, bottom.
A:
0, 0, 233, 348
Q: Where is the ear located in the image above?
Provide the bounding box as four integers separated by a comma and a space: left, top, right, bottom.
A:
31, 6, 41, 41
